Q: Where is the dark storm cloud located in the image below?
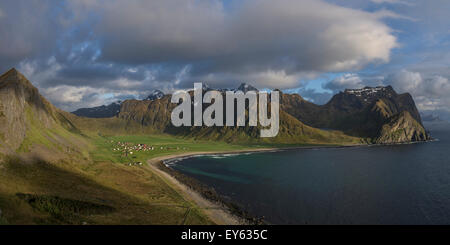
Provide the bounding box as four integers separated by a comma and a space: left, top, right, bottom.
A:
0, 0, 429, 111
0, 0, 62, 69
84, 0, 397, 87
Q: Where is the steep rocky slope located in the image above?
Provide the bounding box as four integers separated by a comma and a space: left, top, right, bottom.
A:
281, 86, 429, 143
113, 91, 359, 144
376, 111, 428, 144
0, 69, 88, 161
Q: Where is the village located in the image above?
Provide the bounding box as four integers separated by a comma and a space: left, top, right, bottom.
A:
110, 140, 188, 166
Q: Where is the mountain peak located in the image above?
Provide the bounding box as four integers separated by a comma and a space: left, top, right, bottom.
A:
0, 68, 60, 152
342, 86, 397, 103
145, 89, 165, 100
0, 68, 35, 91
236, 83, 258, 93
344, 86, 392, 94
5, 67, 18, 75
72, 101, 122, 118
1, 68, 26, 80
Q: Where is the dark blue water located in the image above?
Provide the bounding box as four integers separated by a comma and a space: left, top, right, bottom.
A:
170, 122, 450, 224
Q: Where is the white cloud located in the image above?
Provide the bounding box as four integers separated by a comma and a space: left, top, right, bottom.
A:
323, 73, 364, 92
41, 85, 147, 111
0, 0, 410, 110
68, 0, 398, 88
388, 70, 423, 93
110, 78, 143, 89
0, 0, 61, 67
44, 86, 98, 104
386, 70, 450, 112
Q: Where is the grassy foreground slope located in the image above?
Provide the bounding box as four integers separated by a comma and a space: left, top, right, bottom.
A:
0, 153, 214, 225
1, 132, 248, 225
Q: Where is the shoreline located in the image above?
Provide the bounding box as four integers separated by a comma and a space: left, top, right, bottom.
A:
146, 144, 364, 225
146, 148, 276, 225
145, 141, 432, 225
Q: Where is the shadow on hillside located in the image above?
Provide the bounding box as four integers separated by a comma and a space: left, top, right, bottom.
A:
0, 156, 178, 224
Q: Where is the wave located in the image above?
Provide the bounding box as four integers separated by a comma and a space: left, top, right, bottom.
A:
164, 151, 273, 166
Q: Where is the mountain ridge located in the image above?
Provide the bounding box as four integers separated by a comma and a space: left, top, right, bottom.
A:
0, 68, 88, 161
0, 69, 430, 157
280, 85, 429, 143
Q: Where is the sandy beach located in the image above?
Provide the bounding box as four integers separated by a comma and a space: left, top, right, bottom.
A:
146, 148, 276, 225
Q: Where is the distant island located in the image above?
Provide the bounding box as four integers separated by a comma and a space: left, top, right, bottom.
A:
0, 68, 430, 225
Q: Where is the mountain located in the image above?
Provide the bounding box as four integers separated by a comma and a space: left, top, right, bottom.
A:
112, 89, 361, 145
235, 83, 258, 93
70, 83, 257, 119
70, 90, 165, 118
72, 101, 121, 118
376, 111, 428, 144
0, 68, 87, 161
0, 69, 428, 148
0, 69, 214, 225
281, 86, 429, 143
145, 90, 165, 101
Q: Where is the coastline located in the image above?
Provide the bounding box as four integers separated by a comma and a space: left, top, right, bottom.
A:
146, 148, 276, 225
145, 141, 432, 225
145, 145, 364, 225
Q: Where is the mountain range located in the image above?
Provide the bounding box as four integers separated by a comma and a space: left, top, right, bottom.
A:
280, 86, 428, 143
71, 84, 258, 118
0, 68, 430, 160
70, 84, 429, 144
72, 101, 121, 118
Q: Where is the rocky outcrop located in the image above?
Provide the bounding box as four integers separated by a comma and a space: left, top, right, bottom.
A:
0, 68, 56, 152
376, 111, 429, 144
117, 96, 174, 132
281, 86, 429, 143
0, 68, 86, 158
145, 90, 165, 101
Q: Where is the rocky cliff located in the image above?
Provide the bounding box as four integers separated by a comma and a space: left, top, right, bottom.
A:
281, 86, 429, 143
0, 69, 87, 161
376, 111, 428, 144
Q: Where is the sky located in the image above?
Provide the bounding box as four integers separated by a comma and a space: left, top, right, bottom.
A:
0, 0, 449, 119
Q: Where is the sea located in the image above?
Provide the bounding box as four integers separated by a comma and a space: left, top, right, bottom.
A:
169, 121, 450, 224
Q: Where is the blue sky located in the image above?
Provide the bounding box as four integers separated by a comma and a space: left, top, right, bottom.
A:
0, 0, 449, 119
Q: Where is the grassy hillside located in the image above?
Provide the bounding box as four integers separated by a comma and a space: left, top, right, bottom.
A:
0, 69, 216, 224
0, 155, 216, 225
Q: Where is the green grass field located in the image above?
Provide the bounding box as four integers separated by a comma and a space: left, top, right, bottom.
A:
89, 134, 257, 165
